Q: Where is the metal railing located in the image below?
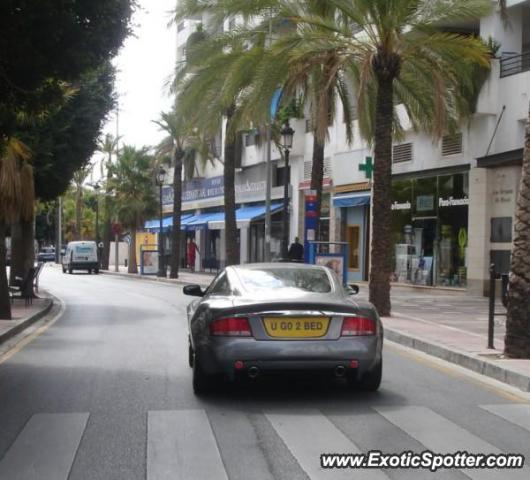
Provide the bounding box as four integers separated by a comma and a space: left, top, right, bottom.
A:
500, 51, 530, 78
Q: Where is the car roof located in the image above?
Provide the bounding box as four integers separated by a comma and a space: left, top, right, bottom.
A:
228, 263, 328, 272
67, 241, 97, 246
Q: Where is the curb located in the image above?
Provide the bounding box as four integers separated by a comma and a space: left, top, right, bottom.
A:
384, 327, 530, 392
100, 270, 211, 288
0, 298, 54, 346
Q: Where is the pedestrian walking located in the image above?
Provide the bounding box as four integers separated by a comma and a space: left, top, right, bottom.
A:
187, 238, 200, 272
288, 237, 304, 262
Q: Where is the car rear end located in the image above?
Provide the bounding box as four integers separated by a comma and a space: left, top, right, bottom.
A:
70, 242, 99, 271
195, 300, 382, 383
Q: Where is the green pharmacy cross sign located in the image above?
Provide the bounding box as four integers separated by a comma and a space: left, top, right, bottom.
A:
359, 156, 374, 180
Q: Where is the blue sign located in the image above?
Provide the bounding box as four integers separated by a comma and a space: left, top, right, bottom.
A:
162, 176, 224, 206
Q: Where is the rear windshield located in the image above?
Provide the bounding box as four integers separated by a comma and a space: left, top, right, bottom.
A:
236, 268, 332, 294
75, 246, 93, 254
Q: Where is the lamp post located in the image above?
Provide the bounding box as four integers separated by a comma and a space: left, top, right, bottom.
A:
93, 182, 101, 244
156, 166, 167, 277
280, 121, 294, 260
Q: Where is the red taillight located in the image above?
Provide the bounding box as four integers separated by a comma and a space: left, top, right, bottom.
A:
210, 317, 252, 337
341, 316, 376, 336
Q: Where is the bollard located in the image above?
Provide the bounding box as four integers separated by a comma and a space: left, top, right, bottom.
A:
487, 263, 495, 349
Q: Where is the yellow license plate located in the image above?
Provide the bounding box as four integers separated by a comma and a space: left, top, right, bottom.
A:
263, 317, 329, 338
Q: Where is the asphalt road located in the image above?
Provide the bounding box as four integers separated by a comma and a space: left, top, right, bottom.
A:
0, 266, 529, 480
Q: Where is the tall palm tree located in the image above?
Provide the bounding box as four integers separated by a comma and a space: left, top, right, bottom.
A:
97, 133, 119, 270
154, 110, 214, 278
72, 164, 93, 241
110, 145, 157, 274
0, 138, 33, 319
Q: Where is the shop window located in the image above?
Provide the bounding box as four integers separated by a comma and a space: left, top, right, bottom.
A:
491, 217, 512, 243
442, 133, 463, 156
347, 226, 360, 270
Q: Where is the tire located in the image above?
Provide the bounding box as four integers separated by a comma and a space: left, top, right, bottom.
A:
188, 337, 194, 368
68, 267, 73, 274
192, 355, 215, 395
94, 268, 99, 275
62, 266, 66, 273
358, 361, 382, 392
88, 269, 92, 274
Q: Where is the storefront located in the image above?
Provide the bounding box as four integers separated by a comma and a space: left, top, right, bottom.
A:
333, 189, 371, 282
391, 169, 469, 287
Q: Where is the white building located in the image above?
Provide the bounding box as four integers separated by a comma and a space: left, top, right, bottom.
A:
165, 0, 529, 292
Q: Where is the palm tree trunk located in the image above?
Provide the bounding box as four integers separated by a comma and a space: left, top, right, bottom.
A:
310, 135, 325, 240
128, 228, 138, 274
75, 186, 82, 240
9, 218, 35, 286
369, 75, 394, 317
101, 196, 112, 270
0, 221, 11, 320
505, 103, 530, 358
224, 110, 239, 266
170, 148, 184, 278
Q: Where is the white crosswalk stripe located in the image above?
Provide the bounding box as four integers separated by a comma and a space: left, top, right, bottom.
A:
375, 405, 529, 480
265, 409, 390, 480
147, 409, 228, 480
0, 413, 89, 480
481, 404, 530, 432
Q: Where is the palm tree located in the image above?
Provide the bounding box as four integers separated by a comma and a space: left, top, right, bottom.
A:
97, 133, 119, 270
110, 145, 157, 274
72, 164, 93, 241
0, 138, 33, 320
154, 110, 214, 278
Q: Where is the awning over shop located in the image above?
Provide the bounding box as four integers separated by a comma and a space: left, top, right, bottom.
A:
183, 212, 225, 231
208, 203, 283, 230
144, 214, 193, 232
332, 192, 371, 208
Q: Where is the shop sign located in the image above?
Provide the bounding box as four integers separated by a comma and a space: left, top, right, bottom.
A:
391, 201, 411, 211
438, 196, 469, 207
235, 180, 266, 195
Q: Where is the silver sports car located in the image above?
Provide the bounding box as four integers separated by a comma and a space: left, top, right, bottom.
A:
184, 263, 383, 394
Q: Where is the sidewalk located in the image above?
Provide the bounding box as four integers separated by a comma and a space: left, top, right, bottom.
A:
0, 297, 54, 345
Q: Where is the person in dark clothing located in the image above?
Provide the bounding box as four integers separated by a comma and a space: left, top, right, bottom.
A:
288, 237, 304, 262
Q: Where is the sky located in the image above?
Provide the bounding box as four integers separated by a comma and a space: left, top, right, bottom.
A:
95, 0, 176, 172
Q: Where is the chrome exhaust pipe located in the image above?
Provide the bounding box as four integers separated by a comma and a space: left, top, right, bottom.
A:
334, 365, 346, 378
248, 366, 260, 379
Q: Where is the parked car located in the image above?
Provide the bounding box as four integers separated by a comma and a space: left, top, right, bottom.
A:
37, 246, 56, 263
184, 263, 383, 394
62, 241, 99, 274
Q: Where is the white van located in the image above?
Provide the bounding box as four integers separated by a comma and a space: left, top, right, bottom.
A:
62, 241, 99, 274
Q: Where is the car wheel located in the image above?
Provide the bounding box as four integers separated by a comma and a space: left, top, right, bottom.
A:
192, 356, 215, 395
94, 268, 99, 274
188, 337, 194, 368
68, 267, 73, 274
358, 361, 382, 392
88, 269, 92, 274
62, 266, 66, 273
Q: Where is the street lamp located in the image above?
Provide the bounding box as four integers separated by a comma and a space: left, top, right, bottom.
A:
156, 165, 167, 277
280, 121, 295, 260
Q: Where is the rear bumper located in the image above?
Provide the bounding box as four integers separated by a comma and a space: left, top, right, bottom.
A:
67, 262, 99, 270
195, 335, 383, 380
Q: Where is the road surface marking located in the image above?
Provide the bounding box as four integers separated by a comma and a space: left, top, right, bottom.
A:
481, 404, 530, 432
265, 409, 389, 479
375, 405, 529, 480
147, 410, 228, 480
0, 412, 88, 480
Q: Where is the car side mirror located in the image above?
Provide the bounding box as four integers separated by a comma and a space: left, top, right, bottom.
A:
347, 284, 360, 295
183, 284, 204, 297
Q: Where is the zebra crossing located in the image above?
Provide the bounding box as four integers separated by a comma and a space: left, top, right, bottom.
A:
0, 405, 529, 480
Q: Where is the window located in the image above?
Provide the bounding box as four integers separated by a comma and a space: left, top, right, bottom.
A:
244, 132, 256, 146
236, 267, 332, 293
393, 143, 413, 163
442, 133, 463, 156
208, 273, 231, 296
347, 226, 360, 270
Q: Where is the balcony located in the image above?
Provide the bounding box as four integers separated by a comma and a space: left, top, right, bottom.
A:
500, 51, 530, 77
